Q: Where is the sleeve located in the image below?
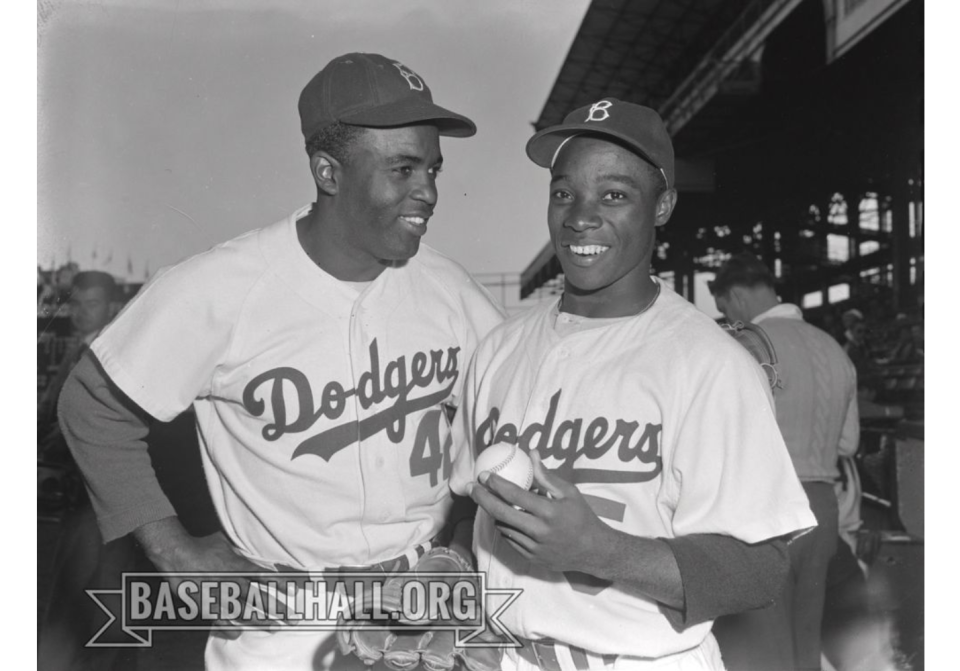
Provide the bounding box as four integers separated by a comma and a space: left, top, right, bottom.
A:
59, 352, 177, 541
838, 365, 860, 458
660, 534, 789, 630
448, 340, 488, 497
667, 348, 816, 543
90, 254, 247, 422
446, 277, 506, 410
38, 344, 79, 430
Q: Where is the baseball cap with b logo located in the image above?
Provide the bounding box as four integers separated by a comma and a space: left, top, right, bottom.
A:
525, 98, 674, 187
298, 52, 477, 141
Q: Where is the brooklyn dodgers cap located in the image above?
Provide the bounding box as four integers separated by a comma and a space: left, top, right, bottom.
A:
526, 98, 674, 187
299, 52, 477, 140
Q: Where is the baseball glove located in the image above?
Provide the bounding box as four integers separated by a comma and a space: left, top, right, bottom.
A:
336, 547, 504, 671
721, 320, 782, 391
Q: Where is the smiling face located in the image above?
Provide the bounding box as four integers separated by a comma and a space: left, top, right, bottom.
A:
548, 135, 676, 316
326, 124, 443, 276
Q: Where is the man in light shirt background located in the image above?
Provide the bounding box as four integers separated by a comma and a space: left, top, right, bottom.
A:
709, 252, 860, 671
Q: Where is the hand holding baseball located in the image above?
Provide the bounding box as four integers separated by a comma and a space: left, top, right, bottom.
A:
474, 442, 534, 490
470, 449, 613, 575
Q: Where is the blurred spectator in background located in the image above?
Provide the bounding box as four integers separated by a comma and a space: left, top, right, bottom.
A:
38, 269, 138, 671
841, 308, 863, 343
38, 271, 119, 459
888, 319, 923, 364
841, 309, 874, 378
709, 252, 859, 671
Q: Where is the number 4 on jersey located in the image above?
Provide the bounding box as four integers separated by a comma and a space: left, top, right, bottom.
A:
409, 408, 452, 486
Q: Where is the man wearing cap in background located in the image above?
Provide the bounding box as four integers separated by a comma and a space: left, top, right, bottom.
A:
708, 252, 860, 671
58, 52, 504, 670
448, 99, 815, 671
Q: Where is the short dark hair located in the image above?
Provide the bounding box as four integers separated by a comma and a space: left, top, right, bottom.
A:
708, 252, 776, 297
304, 121, 366, 165
72, 271, 118, 299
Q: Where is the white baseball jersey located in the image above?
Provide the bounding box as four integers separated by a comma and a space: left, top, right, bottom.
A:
92, 204, 505, 670
449, 281, 815, 659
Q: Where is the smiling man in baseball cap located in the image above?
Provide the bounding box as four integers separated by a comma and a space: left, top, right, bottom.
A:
57, 52, 504, 671
296, 52, 479, 278
524, 98, 677, 318
452, 98, 815, 670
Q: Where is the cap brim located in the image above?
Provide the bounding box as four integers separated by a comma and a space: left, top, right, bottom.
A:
341, 97, 476, 138
526, 123, 659, 170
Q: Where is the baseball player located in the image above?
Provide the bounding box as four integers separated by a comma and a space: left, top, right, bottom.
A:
58, 52, 504, 671
449, 99, 816, 671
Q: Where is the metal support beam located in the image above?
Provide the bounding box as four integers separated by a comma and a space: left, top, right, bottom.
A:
660, 0, 805, 135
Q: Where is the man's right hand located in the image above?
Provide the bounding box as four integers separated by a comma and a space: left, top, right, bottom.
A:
134, 517, 288, 638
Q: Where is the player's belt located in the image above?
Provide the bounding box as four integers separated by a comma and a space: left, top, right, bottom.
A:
327, 540, 432, 573
517, 638, 617, 671
274, 538, 435, 575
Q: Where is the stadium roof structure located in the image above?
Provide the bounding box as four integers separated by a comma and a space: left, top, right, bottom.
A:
533, 0, 776, 136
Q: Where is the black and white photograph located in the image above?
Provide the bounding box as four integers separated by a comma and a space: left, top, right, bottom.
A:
32, 1, 933, 670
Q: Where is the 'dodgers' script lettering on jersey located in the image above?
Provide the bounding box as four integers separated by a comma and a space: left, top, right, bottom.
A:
242, 339, 460, 462
475, 389, 662, 483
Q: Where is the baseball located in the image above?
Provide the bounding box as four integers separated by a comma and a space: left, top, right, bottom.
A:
475, 442, 534, 490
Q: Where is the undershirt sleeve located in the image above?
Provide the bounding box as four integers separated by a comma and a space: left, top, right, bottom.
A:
58, 351, 177, 542
659, 534, 789, 630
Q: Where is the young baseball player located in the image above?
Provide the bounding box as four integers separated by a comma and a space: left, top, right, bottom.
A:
58, 52, 505, 670
449, 99, 817, 671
